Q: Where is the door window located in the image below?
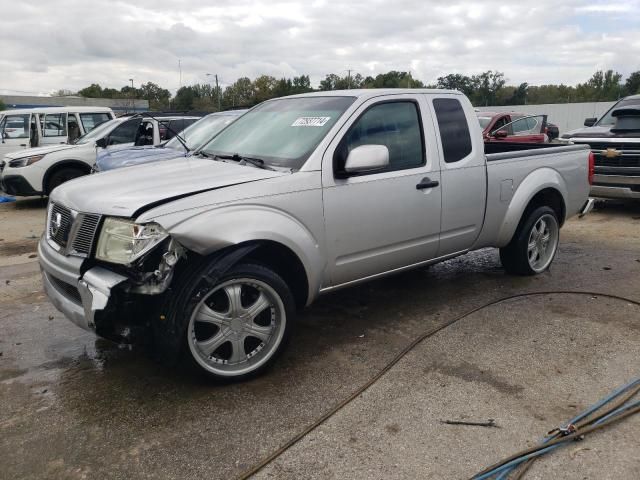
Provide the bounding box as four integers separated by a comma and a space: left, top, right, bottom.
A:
505, 116, 544, 136
108, 119, 141, 145
336, 101, 424, 175
1, 114, 30, 139
43, 113, 68, 137
80, 113, 112, 132
433, 98, 472, 163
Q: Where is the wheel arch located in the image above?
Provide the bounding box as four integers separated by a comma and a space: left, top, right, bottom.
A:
157, 205, 324, 306
43, 159, 92, 195
497, 168, 568, 247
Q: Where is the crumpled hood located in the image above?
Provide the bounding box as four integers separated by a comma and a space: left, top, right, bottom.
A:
5, 143, 76, 159
95, 145, 185, 171
51, 157, 287, 217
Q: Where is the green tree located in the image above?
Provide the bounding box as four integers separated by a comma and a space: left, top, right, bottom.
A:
506, 82, 528, 105
436, 74, 474, 96
253, 75, 277, 103
0, 99, 5, 111
470, 70, 505, 106
222, 77, 255, 107
363, 71, 423, 88
77, 83, 104, 98
172, 86, 198, 110
139, 82, 171, 110
624, 71, 640, 96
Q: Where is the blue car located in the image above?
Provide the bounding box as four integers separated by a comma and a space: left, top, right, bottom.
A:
94, 110, 247, 172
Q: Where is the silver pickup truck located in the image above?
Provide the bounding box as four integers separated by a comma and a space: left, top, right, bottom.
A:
39, 89, 592, 380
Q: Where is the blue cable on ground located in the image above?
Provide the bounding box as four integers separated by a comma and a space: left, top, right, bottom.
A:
476, 377, 640, 480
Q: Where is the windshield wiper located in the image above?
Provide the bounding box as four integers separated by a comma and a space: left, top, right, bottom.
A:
214, 153, 272, 170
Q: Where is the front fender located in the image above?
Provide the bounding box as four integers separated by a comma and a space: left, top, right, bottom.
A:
496, 167, 568, 246
160, 204, 325, 300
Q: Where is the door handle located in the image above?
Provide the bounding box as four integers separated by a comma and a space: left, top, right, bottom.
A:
416, 177, 439, 190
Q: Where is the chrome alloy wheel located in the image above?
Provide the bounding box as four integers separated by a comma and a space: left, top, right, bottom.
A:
187, 278, 286, 377
526, 213, 559, 273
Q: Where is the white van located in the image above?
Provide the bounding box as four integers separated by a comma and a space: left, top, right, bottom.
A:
0, 106, 115, 158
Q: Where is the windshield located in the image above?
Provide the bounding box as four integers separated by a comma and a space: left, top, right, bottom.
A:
477, 117, 492, 129
596, 97, 640, 126
165, 114, 240, 151
74, 118, 122, 144
201, 96, 356, 169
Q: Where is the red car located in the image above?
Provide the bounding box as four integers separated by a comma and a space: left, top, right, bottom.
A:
477, 112, 549, 143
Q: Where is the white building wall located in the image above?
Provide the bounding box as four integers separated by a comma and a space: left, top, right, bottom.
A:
476, 101, 616, 134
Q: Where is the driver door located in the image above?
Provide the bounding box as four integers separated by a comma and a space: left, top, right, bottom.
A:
491, 115, 548, 143
321, 95, 442, 288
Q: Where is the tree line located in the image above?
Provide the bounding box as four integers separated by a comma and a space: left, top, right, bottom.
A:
50, 69, 640, 113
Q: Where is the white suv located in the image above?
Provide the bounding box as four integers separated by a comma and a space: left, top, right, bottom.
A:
0, 114, 200, 196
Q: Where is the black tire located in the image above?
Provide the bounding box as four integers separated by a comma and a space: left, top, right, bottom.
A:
500, 206, 560, 276
46, 167, 86, 195
164, 260, 295, 382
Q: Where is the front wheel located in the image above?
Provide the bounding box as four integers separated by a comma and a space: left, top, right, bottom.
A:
500, 206, 560, 275
176, 262, 294, 381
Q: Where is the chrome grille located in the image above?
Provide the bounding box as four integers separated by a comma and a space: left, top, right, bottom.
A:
70, 213, 101, 256
47, 203, 101, 257
572, 141, 640, 169
49, 203, 73, 248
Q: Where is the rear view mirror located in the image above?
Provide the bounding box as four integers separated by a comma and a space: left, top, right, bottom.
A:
95, 137, 107, 148
344, 145, 389, 174
493, 129, 508, 138
584, 118, 597, 127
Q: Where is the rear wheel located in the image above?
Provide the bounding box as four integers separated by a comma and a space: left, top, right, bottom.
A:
46, 167, 86, 195
176, 262, 294, 381
500, 206, 559, 275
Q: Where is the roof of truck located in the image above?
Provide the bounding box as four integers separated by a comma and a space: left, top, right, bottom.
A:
283, 88, 462, 99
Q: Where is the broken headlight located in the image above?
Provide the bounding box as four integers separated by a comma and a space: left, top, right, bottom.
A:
96, 218, 168, 265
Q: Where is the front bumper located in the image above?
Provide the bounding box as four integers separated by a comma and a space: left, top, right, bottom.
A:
0, 173, 40, 196
38, 236, 127, 331
591, 174, 640, 200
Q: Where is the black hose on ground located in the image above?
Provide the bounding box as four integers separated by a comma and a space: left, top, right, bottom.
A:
234, 290, 640, 480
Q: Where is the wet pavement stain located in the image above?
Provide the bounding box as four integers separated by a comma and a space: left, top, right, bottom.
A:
0, 239, 39, 256
427, 361, 525, 396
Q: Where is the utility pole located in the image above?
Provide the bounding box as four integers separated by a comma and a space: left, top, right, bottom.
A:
216, 74, 221, 110
347, 69, 351, 89
178, 60, 182, 88
129, 78, 134, 112
206, 73, 222, 111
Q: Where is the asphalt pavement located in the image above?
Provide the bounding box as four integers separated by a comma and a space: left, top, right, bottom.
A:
1, 198, 639, 479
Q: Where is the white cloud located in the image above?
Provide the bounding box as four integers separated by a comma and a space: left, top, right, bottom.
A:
0, 0, 639, 96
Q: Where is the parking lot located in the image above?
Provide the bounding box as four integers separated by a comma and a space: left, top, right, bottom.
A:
0, 197, 638, 479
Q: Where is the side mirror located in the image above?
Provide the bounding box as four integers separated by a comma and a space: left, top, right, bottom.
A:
584, 117, 597, 127
95, 137, 108, 148
344, 144, 389, 174
493, 129, 508, 138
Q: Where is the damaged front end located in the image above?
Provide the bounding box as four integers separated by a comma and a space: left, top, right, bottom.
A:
39, 218, 186, 345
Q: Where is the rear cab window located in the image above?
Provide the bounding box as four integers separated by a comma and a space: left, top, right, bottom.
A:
433, 98, 473, 163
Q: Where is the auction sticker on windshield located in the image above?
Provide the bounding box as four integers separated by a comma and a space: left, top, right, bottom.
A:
291, 117, 331, 127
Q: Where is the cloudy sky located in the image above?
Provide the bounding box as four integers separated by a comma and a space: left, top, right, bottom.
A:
1, 0, 639, 96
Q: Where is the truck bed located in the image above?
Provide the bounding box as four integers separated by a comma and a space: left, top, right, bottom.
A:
485, 142, 588, 159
